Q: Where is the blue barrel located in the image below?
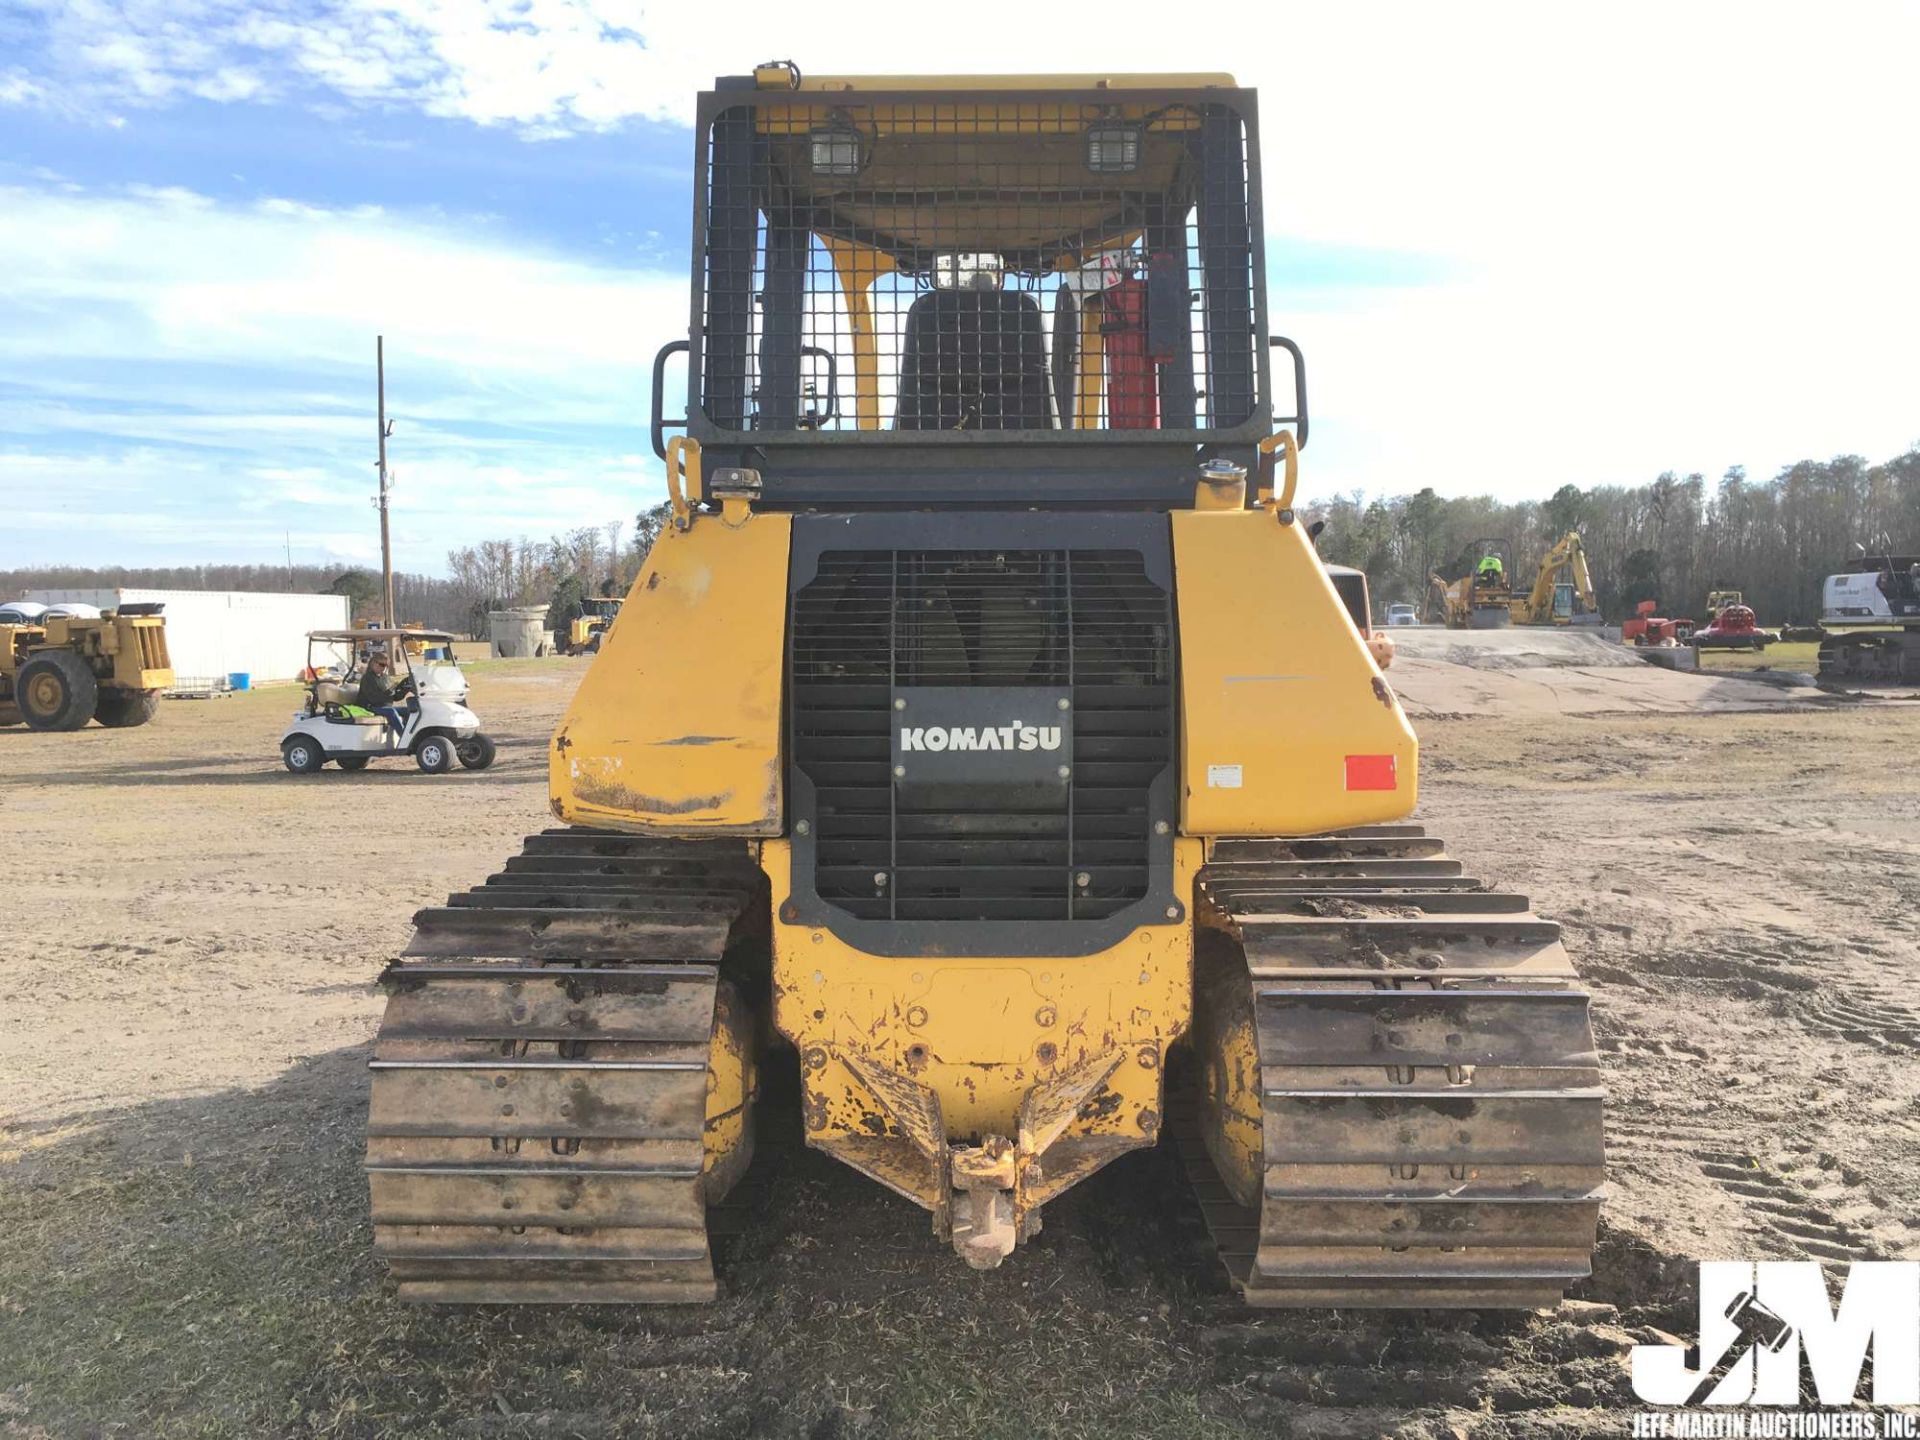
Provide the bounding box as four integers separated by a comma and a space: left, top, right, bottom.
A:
228, 672, 251, 691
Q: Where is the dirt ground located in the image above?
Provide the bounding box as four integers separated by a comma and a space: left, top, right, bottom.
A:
3, 649, 1917, 1438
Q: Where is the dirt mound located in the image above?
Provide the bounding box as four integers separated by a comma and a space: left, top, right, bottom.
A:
1389, 626, 1643, 671
1382, 627, 1833, 717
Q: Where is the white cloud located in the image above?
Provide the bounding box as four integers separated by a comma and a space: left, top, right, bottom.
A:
0, 183, 683, 570
2, 0, 1918, 538
0, 182, 683, 373
7, 0, 675, 131
0, 69, 46, 105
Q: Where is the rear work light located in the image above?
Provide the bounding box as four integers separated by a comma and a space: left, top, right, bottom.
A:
1084, 122, 1142, 174
809, 124, 866, 177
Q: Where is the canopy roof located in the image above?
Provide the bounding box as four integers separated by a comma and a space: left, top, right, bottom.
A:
758, 102, 1207, 271
308, 628, 457, 644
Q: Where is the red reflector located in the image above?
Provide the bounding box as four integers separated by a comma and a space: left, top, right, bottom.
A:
1345, 754, 1397, 791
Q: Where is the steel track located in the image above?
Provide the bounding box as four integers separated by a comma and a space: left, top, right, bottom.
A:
1182, 823, 1606, 1309
366, 829, 763, 1303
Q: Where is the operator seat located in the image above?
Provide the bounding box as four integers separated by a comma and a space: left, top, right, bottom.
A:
894, 289, 1055, 431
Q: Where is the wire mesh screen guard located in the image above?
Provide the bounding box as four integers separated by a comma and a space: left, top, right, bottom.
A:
789, 547, 1175, 925
699, 96, 1260, 437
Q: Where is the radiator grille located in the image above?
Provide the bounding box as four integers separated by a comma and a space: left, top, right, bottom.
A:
136, 624, 170, 671
791, 549, 1173, 923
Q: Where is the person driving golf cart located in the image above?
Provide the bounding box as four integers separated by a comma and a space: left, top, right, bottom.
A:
281, 628, 494, 775
356, 650, 414, 737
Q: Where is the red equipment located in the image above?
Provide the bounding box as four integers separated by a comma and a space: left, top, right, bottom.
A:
1621, 599, 1694, 646
1692, 604, 1773, 651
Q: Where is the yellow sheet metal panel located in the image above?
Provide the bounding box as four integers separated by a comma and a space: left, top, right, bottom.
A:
1173, 509, 1419, 835
550, 513, 791, 834
761, 839, 1201, 1144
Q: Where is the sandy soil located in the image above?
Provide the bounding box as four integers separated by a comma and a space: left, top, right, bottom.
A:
1385, 627, 1835, 716
2, 648, 1917, 1438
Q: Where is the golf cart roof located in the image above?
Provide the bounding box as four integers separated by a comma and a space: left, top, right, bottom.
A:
308, 628, 457, 644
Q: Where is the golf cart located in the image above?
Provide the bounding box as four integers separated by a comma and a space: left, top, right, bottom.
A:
280, 629, 495, 775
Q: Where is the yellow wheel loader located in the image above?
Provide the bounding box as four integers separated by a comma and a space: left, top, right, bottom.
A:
0, 605, 173, 730
365, 64, 1604, 1309
565, 597, 623, 655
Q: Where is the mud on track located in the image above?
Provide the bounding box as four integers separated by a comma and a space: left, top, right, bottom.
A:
2, 656, 1916, 1438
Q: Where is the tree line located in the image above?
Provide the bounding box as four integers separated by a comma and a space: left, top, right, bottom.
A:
1, 505, 676, 639
442, 505, 672, 637
12, 449, 1915, 635
1307, 446, 1920, 624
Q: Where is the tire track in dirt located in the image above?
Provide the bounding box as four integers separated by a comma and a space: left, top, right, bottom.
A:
1794, 983, 1920, 1052
1695, 1150, 1882, 1262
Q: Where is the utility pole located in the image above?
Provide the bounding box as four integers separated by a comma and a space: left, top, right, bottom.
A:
376, 336, 396, 628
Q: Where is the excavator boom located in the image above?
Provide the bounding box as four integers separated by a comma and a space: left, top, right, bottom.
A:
1515, 531, 1601, 626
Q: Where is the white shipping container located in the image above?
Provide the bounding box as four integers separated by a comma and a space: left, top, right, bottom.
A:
24, 588, 351, 684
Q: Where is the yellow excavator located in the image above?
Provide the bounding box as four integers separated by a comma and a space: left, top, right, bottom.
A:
1511, 531, 1601, 626
1431, 532, 1601, 628
364, 63, 1603, 1310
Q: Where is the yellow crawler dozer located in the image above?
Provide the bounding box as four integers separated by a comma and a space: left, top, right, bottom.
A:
365, 63, 1604, 1309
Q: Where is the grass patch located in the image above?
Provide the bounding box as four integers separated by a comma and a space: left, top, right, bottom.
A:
1694, 639, 1820, 673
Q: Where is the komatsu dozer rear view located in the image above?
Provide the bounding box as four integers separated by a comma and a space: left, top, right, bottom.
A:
365, 63, 1605, 1309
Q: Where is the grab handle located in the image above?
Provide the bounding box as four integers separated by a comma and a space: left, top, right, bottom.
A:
1257, 429, 1299, 517
665, 436, 703, 530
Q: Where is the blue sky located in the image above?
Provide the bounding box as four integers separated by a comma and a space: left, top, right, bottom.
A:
2, 1, 1916, 575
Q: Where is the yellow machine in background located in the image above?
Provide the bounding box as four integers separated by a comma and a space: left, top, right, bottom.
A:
1429, 539, 1516, 628
365, 64, 1602, 1312
0, 607, 172, 730
1512, 531, 1602, 626
1432, 532, 1601, 628
1704, 589, 1742, 619
565, 596, 623, 655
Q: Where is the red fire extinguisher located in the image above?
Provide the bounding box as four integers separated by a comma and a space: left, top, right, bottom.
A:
1101, 252, 1182, 429
1102, 272, 1157, 430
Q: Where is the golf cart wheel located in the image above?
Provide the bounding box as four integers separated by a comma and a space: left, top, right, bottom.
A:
456, 733, 496, 770
336, 756, 371, 772
95, 689, 161, 728
282, 736, 326, 774
415, 733, 456, 774
16, 651, 99, 731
